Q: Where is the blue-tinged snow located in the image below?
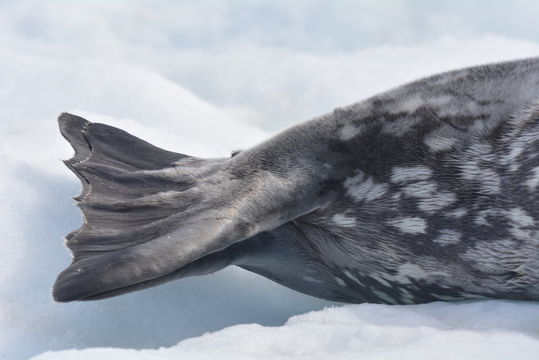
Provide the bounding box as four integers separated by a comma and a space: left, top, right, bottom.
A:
32, 301, 539, 360
1, 1, 539, 359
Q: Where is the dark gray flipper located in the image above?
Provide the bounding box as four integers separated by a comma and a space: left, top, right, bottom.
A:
54, 114, 236, 301
54, 114, 321, 302
56, 114, 199, 301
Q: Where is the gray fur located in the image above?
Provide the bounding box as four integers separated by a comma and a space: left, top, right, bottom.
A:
54, 57, 539, 304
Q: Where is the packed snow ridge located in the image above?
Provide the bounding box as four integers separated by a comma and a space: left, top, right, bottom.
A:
33, 301, 539, 360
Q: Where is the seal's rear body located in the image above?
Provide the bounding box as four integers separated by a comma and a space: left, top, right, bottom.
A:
54, 58, 539, 304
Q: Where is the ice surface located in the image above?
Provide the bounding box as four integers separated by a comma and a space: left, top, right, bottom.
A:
32, 301, 539, 360
1, 1, 539, 360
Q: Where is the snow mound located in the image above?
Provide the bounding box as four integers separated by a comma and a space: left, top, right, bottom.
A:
32, 301, 539, 360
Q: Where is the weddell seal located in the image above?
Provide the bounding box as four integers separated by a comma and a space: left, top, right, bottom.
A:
53, 57, 539, 304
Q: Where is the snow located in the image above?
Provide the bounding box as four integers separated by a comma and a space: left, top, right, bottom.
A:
1, 1, 539, 359
31, 301, 539, 360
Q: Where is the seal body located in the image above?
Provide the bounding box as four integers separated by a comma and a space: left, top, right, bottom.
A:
54, 58, 539, 304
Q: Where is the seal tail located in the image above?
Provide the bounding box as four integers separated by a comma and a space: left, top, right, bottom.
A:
54, 113, 320, 302
54, 113, 231, 302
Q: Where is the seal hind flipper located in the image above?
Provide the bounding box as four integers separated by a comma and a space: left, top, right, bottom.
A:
54, 114, 322, 302
55, 58, 539, 305
55, 114, 241, 301
56, 114, 208, 301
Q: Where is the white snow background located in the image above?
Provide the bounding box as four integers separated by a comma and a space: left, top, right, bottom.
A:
0, 1, 538, 359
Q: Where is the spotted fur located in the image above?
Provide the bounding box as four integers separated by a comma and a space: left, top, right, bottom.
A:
54, 58, 539, 304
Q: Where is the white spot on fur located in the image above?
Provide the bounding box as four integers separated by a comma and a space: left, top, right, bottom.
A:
478, 170, 501, 194
370, 275, 391, 287
397, 263, 429, 281
500, 103, 539, 171
344, 172, 389, 202
424, 125, 460, 152
445, 207, 467, 218
375, 261, 449, 288
425, 135, 457, 152
506, 207, 534, 227
382, 116, 422, 136
390, 94, 424, 114
432, 229, 462, 246
334, 277, 346, 286
502, 141, 529, 171
383, 263, 437, 286
459, 143, 501, 194
461, 239, 526, 274
417, 191, 457, 214
302, 276, 323, 284
387, 217, 427, 234
343, 270, 363, 285
525, 166, 539, 190
339, 124, 363, 141
390, 166, 432, 183
400, 181, 456, 213
438, 93, 481, 117
332, 214, 357, 228
427, 95, 452, 107
402, 181, 437, 198
372, 289, 398, 304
